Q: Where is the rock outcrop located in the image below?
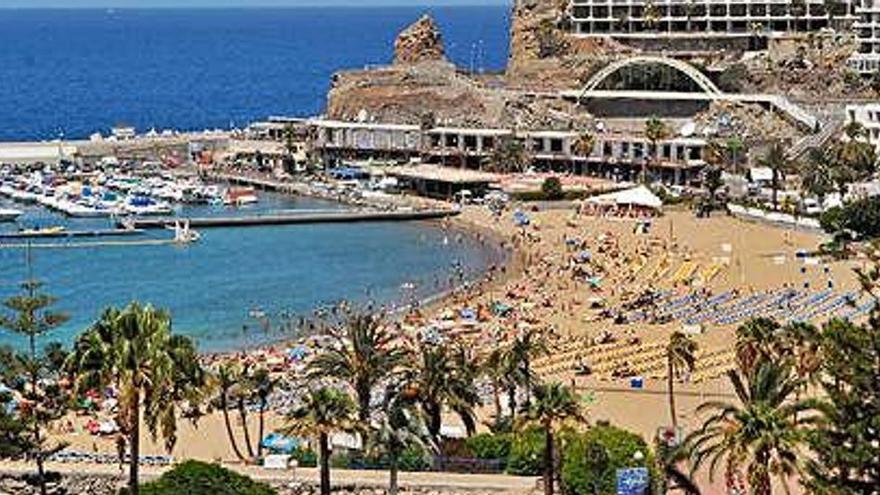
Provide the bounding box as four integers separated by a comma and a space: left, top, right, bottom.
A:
394, 15, 446, 65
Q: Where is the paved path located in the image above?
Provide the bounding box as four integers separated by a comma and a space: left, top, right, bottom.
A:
0, 462, 538, 493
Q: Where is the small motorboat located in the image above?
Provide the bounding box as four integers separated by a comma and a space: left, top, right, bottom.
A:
224, 187, 258, 206
0, 208, 23, 222
18, 225, 66, 237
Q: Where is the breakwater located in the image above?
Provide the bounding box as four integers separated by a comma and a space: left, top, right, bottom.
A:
118, 209, 460, 230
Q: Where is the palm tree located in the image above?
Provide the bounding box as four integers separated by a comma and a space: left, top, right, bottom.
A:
685, 357, 817, 495
802, 147, 835, 209
408, 341, 480, 438
718, 136, 747, 175
519, 383, 587, 495
644, 116, 669, 183
572, 132, 595, 158
250, 367, 277, 459
284, 387, 358, 495
368, 384, 435, 495
307, 310, 406, 423
216, 362, 247, 462
233, 367, 256, 460
734, 317, 782, 372
481, 347, 509, 422
67, 303, 206, 495
509, 328, 549, 407
487, 136, 531, 174
666, 332, 697, 429
282, 123, 299, 174
757, 142, 790, 210
0, 271, 68, 495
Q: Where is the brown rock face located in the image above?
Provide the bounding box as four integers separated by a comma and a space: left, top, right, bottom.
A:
394, 15, 446, 65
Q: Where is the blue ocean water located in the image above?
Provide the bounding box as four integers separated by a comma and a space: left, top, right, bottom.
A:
0, 6, 511, 141
0, 6, 511, 351
0, 194, 504, 352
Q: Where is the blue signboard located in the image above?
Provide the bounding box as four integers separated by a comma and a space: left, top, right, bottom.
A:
616, 467, 649, 495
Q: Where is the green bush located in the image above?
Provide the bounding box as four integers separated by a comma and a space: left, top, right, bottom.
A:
466, 432, 512, 462
506, 427, 544, 475
291, 447, 317, 467
398, 443, 433, 472
820, 197, 880, 240
510, 189, 594, 202
561, 424, 655, 495
138, 460, 276, 495
541, 177, 564, 200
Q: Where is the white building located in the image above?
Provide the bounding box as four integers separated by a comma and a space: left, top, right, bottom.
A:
849, 0, 880, 73
846, 103, 880, 152
568, 0, 854, 38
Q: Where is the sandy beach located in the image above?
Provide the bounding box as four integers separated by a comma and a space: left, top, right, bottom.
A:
23, 200, 860, 471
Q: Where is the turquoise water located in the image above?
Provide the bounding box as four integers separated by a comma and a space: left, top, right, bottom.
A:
0, 194, 501, 352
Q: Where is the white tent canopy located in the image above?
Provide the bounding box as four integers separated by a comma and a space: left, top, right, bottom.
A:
587, 185, 663, 209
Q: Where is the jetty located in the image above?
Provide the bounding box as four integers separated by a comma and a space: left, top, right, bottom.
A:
118, 209, 460, 230
0, 228, 144, 240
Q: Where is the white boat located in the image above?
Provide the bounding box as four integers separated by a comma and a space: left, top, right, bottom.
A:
0, 208, 22, 222
224, 187, 259, 206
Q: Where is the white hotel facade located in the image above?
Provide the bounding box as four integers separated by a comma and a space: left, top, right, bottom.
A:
846, 103, 880, 153
567, 0, 878, 73
851, 0, 880, 73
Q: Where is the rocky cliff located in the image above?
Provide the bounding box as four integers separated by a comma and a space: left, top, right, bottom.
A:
506, 0, 627, 90
393, 15, 446, 65
324, 9, 597, 129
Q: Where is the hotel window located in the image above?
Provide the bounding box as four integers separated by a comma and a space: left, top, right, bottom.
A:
445, 135, 459, 148
550, 139, 563, 153
633, 143, 644, 159
464, 135, 478, 150
662, 144, 672, 159
532, 138, 544, 152
482, 136, 495, 150
603, 142, 613, 157
430, 135, 442, 147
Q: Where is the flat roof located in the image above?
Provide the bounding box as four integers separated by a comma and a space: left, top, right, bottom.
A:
427, 127, 512, 137
522, 130, 577, 139
387, 165, 500, 184
0, 142, 78, 162
310, 119, 420, 132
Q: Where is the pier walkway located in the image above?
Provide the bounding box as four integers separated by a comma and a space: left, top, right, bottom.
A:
0, 228, 144, 240
118, 209, 460, 229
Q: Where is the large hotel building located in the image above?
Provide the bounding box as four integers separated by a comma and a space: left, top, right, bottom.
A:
567, 0, 878, 73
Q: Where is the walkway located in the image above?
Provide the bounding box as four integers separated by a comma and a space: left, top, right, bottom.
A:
0, 462, 538, 492
557, 89, 819, 130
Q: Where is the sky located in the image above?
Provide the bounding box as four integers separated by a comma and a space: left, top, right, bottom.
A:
0, 0, 509, 8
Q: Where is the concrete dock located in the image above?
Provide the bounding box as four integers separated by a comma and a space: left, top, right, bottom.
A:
0, 228, 145, 239
117, 209, 459, 229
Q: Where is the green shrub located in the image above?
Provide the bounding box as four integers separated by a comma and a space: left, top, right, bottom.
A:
506, 426, 544, 475
466, 432, 512, 462
541, 177, 564, 200
138, 460, 276, 495
510, 189, 594, 202
398, 443, 433, 472
561, 424, 655, 495
291, 447, 317, 467
820, 197, 880, 240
